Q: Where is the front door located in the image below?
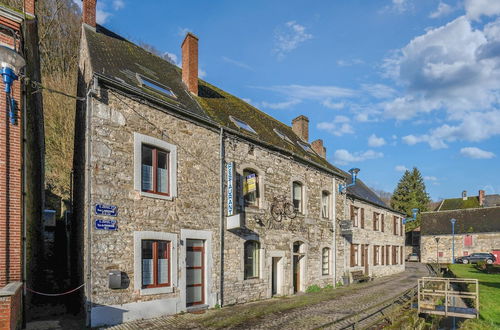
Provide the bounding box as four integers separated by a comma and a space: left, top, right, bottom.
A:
293, 255, 300, 293
272, 257, 281, 296
186, 239, 204, 306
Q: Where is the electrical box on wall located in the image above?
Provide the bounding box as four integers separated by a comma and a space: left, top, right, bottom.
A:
108, 270, 122, 289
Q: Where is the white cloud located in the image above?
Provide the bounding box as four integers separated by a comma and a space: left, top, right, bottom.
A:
337, 59, 364, 67
273, 21, 313, 59
317, 116, 354, 136
368, 134, 386, 147
258, 99, 301, 110
112, 0, 125, 10
322, 99, 345, 110
96, 8, 111, 24
332, 149, 384, 165
178, 27, 192, 37
163, 52, 179, 66
222, 56, 253, 71
424, 176, 438, 181
362, 84, 396, 99
198, 67, 207, 79
381, 0, 413, 14
429, 2, 453, 19
395, 165, 408, 172
460, 147, 496, 159
254, 84, 355, 100
465, 0, 500, 21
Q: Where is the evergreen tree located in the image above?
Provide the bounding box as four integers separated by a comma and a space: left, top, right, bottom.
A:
391, 167, 431, 231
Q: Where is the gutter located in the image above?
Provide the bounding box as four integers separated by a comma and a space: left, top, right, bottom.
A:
219, 127, 224, 306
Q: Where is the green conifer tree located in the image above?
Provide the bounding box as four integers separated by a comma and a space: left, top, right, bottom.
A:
391, 167, 431, 231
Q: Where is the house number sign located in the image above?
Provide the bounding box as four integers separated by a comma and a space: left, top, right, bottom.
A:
95, 203, 118, 217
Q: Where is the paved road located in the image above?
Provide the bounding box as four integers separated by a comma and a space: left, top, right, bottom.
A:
104, 263, 430, 330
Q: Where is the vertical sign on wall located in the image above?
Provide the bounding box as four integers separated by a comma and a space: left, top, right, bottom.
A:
227, 162, 235, 216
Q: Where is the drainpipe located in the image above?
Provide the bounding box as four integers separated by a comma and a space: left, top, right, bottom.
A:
332, 177, 337, 286
85, 80, 95, 327
22, 74, 27, 328
219, 127, 224, 306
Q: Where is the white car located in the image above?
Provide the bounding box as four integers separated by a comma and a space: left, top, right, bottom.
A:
407, 253, 420, 262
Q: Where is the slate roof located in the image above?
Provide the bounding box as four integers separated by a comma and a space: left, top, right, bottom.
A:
421, 207, 500, 235
437, 194, 500, 210
84, 25, 344, 177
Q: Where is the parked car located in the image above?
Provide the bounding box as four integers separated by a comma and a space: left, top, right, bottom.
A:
406, 253, 420, 262
455, 253, 496, 264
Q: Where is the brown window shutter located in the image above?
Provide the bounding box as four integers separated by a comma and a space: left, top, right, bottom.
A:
373, 212, 376, 230
393, 216, 397, 235
386, 245, 390, 265
350, 205, 354, 222
361, 208, 365, 228
381, 246, 384, 265
373, 246, 376, 265
381, 214, 385, 232
350, 244, 355, 267
400, 218, 403, 236
361, 244, 364, 267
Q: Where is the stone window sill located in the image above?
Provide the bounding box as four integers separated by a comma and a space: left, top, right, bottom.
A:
140, 286, 174, 296
140, 190, 174, 201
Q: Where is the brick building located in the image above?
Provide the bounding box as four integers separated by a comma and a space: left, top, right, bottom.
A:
73, 1, 405, 327
0, 1, 44, 329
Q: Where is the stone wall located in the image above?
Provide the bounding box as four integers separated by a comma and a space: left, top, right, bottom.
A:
344, 198, 405, 279
222, 138, 345, 305
421, 232, 500, 264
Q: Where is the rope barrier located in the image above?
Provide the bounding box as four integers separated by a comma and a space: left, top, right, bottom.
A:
25, 283, 85, 297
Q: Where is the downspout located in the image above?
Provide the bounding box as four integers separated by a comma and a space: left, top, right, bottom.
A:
332, 177, 336, 286
219, 127, 224, 306
85, 80, 95, 327
22, 73, 27, 328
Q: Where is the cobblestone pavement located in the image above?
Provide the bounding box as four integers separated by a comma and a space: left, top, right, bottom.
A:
103, 263, 429, 330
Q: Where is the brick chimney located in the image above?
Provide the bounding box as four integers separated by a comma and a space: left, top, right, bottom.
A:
24, 0, 36, 16
82, 0, 96, 28
181, 32, 199, 95
479, 190, 485, 206
292, 115, 309, 142
311, 139, 326, 158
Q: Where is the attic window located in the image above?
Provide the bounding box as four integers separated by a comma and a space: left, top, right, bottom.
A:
138, 75, 176, 98
230, 116, 257, 134
297, 141, 313, 153
273, 128, 293, 144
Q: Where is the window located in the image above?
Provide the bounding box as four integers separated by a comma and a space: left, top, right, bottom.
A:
381, 246, 385, 265
274, 128, 293, 144
141, 145, 169, 195
393, 216, 399, 235
322, 248, 330, 275
386, 245, 390, 265
134, 133, 177, 200
373, 245, 380, 266
292, 181, 303, 213
141, 240, 170, 288
464, 235, 473, 247
230, 116, 257, 134
351, 205, 359, 227
373, 212, 380, 231
350, 244, 359, 267
321, 191, 330, 218
297, 140, 313, 153
244, 241, 260, 279
243, 169, 259, 207
392, 246, 398, 265
138, 75, 176, 98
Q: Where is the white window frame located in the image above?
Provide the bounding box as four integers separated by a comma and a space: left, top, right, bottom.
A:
321, 191, 330, 219
292, 181, 304, 214
134, 231, 178, 295
134, 132, 177, 200
321, 247, 331, 276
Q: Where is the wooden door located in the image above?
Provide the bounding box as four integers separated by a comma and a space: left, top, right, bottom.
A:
186, 239, 204, 306
293, 255, 300, 293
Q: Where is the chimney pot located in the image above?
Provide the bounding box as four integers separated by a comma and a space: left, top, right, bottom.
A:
24, 0, 36, 16
479, 190, 485, 206
82, 0, 97, 28
181, 32, 199, 95
292, 115, 309, 142
311, 139, 326, 158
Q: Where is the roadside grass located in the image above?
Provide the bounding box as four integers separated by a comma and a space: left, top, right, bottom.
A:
449, 264, 500, 327
195, 282, 372, 328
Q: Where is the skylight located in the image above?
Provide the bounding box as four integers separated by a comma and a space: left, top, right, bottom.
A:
273, 128, 293, 144
138, 75, 176, 98
297, 141, 313, 153
230, 116, 257, 134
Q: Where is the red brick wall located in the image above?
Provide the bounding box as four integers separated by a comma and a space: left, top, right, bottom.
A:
0, 284, 22, 330
83, 0, 96, 28
181, 32, 199, 95
0, 15, 23, 288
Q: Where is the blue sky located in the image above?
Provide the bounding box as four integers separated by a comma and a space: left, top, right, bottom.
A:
90, 0, 500, 201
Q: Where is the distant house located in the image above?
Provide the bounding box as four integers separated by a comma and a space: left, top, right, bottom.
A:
420, 195, 500, 264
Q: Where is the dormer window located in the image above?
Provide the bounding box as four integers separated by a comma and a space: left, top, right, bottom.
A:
273, 128, 293, 144
137, 74, 176, 98
297, 141, 313, 153
230, 116, 257, 134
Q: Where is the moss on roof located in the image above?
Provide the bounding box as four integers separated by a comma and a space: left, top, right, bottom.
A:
440, 197, 480, 211
84, 24, 344, 177
421, 207, 500, 235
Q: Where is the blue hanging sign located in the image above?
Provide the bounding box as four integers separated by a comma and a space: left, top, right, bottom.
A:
95, 219, 118, 231
95, 204, 118, 217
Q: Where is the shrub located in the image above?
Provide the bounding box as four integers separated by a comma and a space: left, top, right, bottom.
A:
306, 284, 321, 293
324, 284, 334, 289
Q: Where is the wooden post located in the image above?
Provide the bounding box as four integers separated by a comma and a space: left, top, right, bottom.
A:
417, 279, 421, 314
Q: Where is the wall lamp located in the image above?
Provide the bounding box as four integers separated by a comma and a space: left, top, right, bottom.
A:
339, 168, 360, 193
0, 45, 26, 124
403, 208, 419, 224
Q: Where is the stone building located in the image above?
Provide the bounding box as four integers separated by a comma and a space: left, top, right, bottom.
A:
342, 178, 406, 280
73, 0, 405, 327
0, 1, 45, 329
420, 206, 500, 264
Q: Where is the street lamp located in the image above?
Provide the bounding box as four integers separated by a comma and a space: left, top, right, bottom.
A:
338, 168, 360, 193
450, 218, 457, 264
0, 45, 26, 124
